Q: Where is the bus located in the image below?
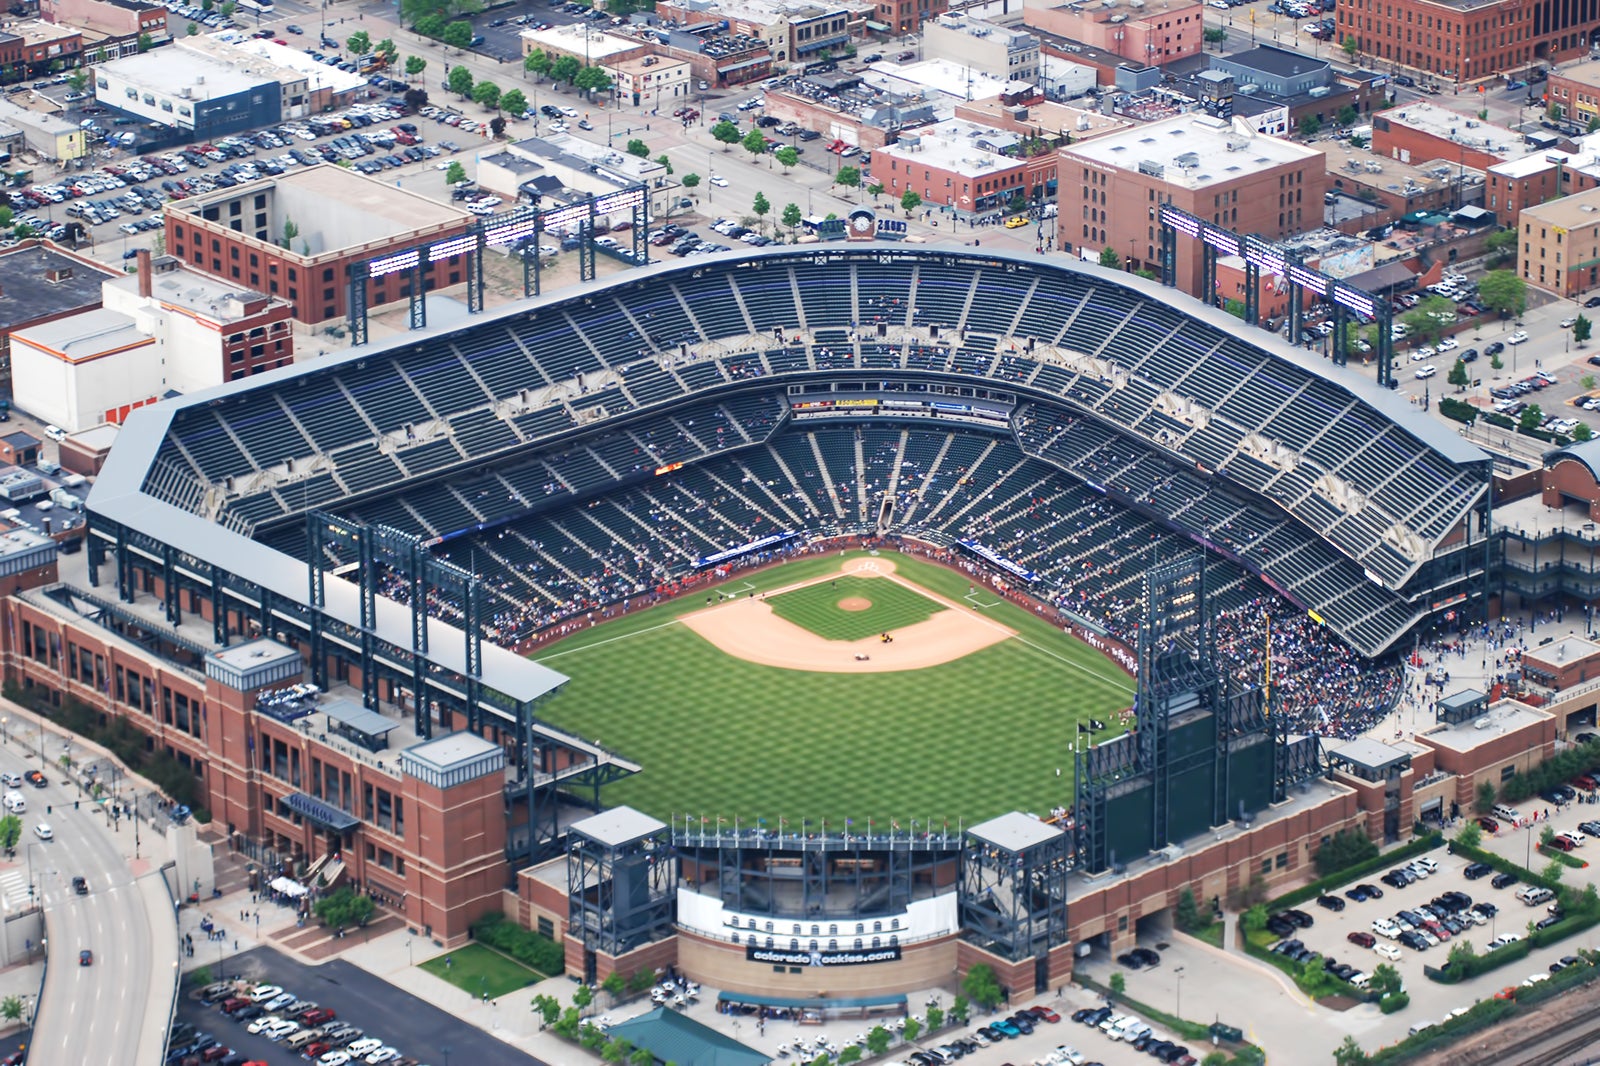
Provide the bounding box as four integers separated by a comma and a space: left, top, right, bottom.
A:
236, 0, 274, 12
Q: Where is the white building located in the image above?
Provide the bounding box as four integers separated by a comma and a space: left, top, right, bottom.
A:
923, 11, 1040, 82
605, 54, 692, 108
11, 253, 294, 432
92, 48, 279, 136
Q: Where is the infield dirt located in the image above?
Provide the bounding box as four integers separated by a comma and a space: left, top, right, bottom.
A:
680, 556, 1014, 672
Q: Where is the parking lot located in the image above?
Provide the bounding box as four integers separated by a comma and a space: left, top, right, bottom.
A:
170, 947, 538, 1066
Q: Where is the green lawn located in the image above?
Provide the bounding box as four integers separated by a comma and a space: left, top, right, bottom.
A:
418, 942, 543, 999
766, 574, 944, 641
532, 550, 1136, 826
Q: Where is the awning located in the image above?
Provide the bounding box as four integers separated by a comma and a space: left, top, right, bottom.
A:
284, 791, 361, 832
324, 699, 400, 738
269, 876, 309, 898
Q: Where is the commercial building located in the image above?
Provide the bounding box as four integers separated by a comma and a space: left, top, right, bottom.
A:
953, 93, 1128, 141
520, 23, 645, 66
92, 48, 280, 140
3, 19, 82, 72
1547, 57, 1600, 128
1371, 101, 1530, 172
0, 96, 87, 160
0, 240, 117, 403
922, 11, 1041, 82
655, 0, 859, 64
765, 66, 937, 149
1057, 114, 1327, 293
1335, 0, 1576, 85
870, 119, 1061, 217
38, 0, 168, 57
10, 251, 296, 433
605, 53, 692, 109
164, 164, 474, 326
1484, 139, 1600, 231
483, 133, 680, 219
1517, 185, 1600, 298
872, 0, 947, 35
1022, 0, 1203, 66
180, 31, 368, 117
1327, 142, 1468, 228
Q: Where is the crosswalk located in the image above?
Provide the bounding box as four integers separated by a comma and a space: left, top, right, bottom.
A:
0, 868, 30, 910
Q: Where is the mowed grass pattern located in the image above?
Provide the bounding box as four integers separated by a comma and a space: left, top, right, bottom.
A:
532, 552, 1135, 826
766, 575, 944, 641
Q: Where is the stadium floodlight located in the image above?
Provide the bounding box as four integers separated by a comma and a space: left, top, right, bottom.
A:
368, 249, 421, 277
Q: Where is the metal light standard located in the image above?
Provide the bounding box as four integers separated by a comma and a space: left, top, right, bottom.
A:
1173, 966, 1185, 1020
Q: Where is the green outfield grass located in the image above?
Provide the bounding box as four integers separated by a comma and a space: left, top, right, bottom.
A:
766, 574, 944, 641
531, 551, 1135, 826
418, 942, 544, 998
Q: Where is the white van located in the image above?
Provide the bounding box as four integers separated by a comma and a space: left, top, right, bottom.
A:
1411, 856, 1439, 875
2, 791, 23, 813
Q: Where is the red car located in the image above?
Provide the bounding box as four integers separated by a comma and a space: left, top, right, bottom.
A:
1478, 816, 1500, 833
1547, 836, 1576, 852
1028, 1006, 1061, 1023
200, 1046, 231, 1062
1574, 775, 1598, 792
299, 1007, 336, 1025
1347, 931, 1376, 948
300, 1043, 331, 1059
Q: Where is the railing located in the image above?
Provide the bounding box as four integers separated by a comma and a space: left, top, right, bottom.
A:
670, 825, 966, 853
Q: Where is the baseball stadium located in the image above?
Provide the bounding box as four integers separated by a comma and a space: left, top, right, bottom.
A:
18, 244, 1511, 997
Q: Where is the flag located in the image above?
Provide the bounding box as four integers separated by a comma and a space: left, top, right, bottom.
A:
893, 821, 901, 830
701, 815, 708, 825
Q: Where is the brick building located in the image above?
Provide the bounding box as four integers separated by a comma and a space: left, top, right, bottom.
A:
1057, 114, 1327, 295
164, 164, 473, 326
1547, 56, 1600, 126
0, 240, 117, 404
1022, 0, 1203, 66
39, 0, 167, 56
1517, 184, 1600, 297
1372, 101, 1531, 172
872, 0, 947, 35
872, 121, 1056, 218
1336, 0, 1581, 85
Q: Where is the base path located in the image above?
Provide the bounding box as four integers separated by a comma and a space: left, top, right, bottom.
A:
680, 556, 1015, 672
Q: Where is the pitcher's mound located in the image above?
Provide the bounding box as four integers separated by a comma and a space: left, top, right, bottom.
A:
838, 597, 872, 612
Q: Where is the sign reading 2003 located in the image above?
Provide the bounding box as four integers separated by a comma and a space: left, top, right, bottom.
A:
746, 945, 903, 966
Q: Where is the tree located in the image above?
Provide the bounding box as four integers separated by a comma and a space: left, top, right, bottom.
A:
524, 49, 551, 80
68, 69, 88, 92
711, 119, 742, 150
1314, 828, 1378, 877
654, 154, 673, 174
573, 983, 594, 1015
1300, 115, 1322, 138
629, 1050, 654, 1066
347, 30, 372, 56
1099, 247, 1123, 269
500, 88, 527, 118
551, 54, 581, 85
443, 20, 473, 50
281, 217, 299, 250
1520, 404, 1545, 433
752, 191, 770, 231
838, 1047, 863, 1066
1341, 37, 1360, 59
950, 995, 970, 1026
472, 80, 501, 110
1204, 26, 1227, 47
681, 173, 700, 191
865, 1027, 891, 1057
0, 206, 12, 232
1576, 314, 1593, 346
414, 13, 447, 38
1542, 859, 1566, 885
601, 971, 626, 1003
1175, 887, 1209, 933
406, 55, 428, 82
1490, 350, 1504, 372
926, 1004, 944, 1031
1578, 423, 1595, 442
375, 38, 399, 65
1242, 903, 1269, 933
219, 0, 234, 11
961, 962, 1004, 1010
1109, 971, 1126, 999
1484, 227, 1518, 266
1592, 115, 1600, 134
447, 65, 474, 97
579, 1024, 606, 1051
444, 160, 466, 185
552, 1007, 581, 1039
312, 886, 375, 930
1479, 269, 1527, 318
574, 65, 613, 98
741, 126, 767, 161
186, 23, 199, 35
137, 31, 153, 52
866, 182, 884, 201
1456, 820, 1481, 848
902, 1017, 922, 1043
782, 202, 802, 236
602, 1037, 632, 1063
1475, 779, 1498, 814
900, 189, 922, 216
1338, 103, 1359, 126
189, 966, 212, 987
627, 969, 657, 995
1368, 963, 1402, 999
836, 165, 861, 189
0, 814, 19, 853
774, 145, 799, 171
626, 138, 650, 157
1333, 1035, 1370, 1066
0, 997, 20, 1024
1448, 357, 1470, 391
532, 993, 562, 1026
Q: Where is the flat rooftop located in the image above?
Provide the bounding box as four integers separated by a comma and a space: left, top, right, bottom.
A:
571, 805, 668, 846
1327, 736, 1412, 774
175, 163, 471, 250
520, 23, 638, 60
101, 48, 274, 98
0, 527, 54, 558
955, 96, 1127, 139
110, 260, 277, 322
12, 306, 148, 359
212, 637, 300, 670
12, 19, 79, 45
868, 58, 1026, 103
872, 119, 1030, 177
1064, 114, 1325, 187
0, 97, 81, 136
930, 11, 1035, 45
1525, 636, 1600, 669
1518, 185, 1600, 229
1422, 701, 1550, 754
0, 243, 115, 330
1552, 56, 1600, 89
968, 811, 1063, 851
186, 32, 368, 94
1381, 102, 1531, 161
402, 730, 501, 771
1218, 45, 1329, 81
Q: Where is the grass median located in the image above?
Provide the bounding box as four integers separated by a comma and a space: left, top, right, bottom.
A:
419, 942, 545, 1000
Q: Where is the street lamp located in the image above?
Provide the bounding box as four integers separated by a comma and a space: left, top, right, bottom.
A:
1173, 966, 1185, 1020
